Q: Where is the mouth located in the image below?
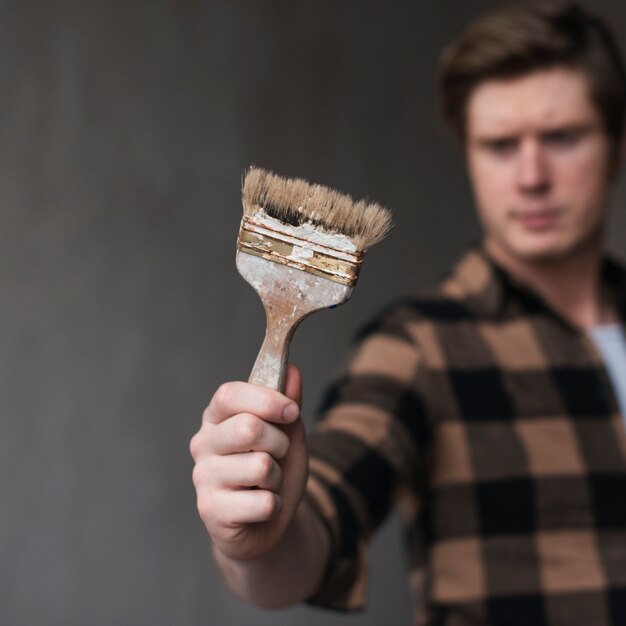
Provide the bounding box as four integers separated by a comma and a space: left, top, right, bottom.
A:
511, 207, 561, 231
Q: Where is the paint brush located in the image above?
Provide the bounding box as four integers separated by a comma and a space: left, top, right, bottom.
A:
237, 166, 391, 392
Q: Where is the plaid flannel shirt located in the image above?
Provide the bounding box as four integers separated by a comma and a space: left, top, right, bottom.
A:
304, 247, 626, 626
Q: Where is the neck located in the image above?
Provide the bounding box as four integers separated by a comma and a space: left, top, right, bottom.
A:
485, 238, 616, 329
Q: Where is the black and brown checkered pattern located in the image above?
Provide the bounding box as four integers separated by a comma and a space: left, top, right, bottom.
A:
304, 248, 626, 625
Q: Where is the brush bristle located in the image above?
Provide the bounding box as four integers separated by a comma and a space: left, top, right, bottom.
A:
241, 166, 392, 250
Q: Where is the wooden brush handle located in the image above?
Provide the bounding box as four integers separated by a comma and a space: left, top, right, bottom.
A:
237, 251, 354, 393
248, 308, 297, 392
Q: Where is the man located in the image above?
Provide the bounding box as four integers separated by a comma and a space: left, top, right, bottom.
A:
190, 3, 626, 624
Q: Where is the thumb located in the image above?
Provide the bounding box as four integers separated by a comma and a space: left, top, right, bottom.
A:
283, 363, 302, 407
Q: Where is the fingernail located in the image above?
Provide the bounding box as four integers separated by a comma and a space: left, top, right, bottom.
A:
283, 403, 299, 421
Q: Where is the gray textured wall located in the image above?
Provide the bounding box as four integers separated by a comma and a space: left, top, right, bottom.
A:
2, 2, 625, 625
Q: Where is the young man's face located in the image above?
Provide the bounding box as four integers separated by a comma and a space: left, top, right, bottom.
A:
465, 67, 616, 265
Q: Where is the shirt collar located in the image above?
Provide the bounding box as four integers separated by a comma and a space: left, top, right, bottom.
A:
441, 246, 626, 326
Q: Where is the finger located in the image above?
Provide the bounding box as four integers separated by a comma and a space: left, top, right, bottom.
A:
215, 489, 281, 525
209, 414, 290, 459
284, 363, 302, 407
204, 452, 282, 492
204, 381, 299, 425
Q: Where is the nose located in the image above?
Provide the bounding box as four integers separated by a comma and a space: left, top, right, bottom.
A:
516, 140, 550, 195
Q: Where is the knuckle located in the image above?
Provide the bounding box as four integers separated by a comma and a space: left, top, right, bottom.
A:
191, 462, 206, 488
191, 462, 201, 486
196, 494, 214, 523
237, 414, 263, 447
192, 456, 218, 488
213, 382, 235, 412
189, 429, 213, 460
189, 433, 201, 459
254, 452, 274, 478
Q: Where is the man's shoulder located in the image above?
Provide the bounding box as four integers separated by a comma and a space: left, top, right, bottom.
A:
353, 290, 477, 349
356, 250, 491, 341
360, 293, 474, 332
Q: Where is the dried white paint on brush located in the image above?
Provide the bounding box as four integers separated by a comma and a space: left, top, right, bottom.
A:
238, 212, 363, 286
241, 166, 391, 251
236, 251, 354, 391
250, 209, 359, 254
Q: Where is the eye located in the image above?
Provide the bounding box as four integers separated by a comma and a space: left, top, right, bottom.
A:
482, 137, 518, 156
542, 128, 585, 148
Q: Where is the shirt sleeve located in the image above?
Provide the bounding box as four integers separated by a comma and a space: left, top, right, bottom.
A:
304, 304, 429, 610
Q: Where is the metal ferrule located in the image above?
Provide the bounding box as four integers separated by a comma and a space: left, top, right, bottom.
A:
237, 214, 363, 286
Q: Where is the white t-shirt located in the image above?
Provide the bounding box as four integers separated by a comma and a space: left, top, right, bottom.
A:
587, 324, 626, 418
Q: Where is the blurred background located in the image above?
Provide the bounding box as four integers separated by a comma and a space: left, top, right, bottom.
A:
1, 1, 625, 625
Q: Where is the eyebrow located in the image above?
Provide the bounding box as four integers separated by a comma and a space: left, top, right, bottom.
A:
537, 123, 597, 140
473, 121, 598, 146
